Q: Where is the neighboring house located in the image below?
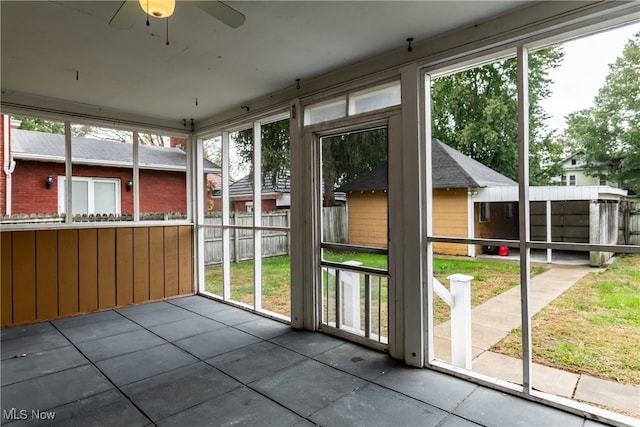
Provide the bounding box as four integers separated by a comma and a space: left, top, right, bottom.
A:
553, 152, 616, 187
213, 174, 291, 212
337, 139, 518, 256
1, 121, 219, 218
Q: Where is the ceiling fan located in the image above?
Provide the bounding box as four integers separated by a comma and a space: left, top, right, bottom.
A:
109, 0, 246, 30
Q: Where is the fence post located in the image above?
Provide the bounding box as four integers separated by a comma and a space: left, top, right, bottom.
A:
448, 273, 473, 369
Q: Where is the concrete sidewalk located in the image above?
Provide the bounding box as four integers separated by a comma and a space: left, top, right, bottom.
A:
433, 265, 640, 416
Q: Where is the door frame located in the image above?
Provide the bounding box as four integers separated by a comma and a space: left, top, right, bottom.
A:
301, 108, 402, 353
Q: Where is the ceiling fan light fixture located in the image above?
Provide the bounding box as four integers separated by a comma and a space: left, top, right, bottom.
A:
139, 0, 175, 18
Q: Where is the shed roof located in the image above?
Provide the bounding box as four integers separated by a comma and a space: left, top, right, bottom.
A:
338, 139, 516, 192
11, 129, 220, 172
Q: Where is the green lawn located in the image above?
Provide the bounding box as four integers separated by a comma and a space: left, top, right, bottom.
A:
492, 253, 640, 387
205, 255, 290, 315
432, 258, 545, 323
204, 252, 543, 327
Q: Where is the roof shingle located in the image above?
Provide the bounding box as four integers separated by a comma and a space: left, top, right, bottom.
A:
11, 129, 220, 172
338, 139, 516, 192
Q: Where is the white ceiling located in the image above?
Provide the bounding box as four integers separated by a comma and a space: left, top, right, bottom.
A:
2, 1, 531, 125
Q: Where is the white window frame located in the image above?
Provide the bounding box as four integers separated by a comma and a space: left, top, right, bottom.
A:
57, 176, 121, 215
568, 174, 577, 186
304, 80, 401, 126
196, 111, 291, 321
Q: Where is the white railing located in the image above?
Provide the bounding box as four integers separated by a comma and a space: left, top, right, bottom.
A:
321, 259, 388, 344
433, 274, 473, 369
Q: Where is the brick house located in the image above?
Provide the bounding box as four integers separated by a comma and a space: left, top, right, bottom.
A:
211, 174, 290, 213
1, 116, 220, 218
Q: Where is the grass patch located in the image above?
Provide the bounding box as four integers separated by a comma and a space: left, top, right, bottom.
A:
491, 254, 640, 386
323, 251, 388, 269
432, 258, 546, 324
205, 255, 291, 315
205, 252, 545, 328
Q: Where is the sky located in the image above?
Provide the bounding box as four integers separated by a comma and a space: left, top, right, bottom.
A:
542, 21, 640, 133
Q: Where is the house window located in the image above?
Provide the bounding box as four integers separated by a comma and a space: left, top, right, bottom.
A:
480, 202, 491, 222
561, 175, 567, 185
571, 159, 577, 165
599, 176, 607, 185
569, 175, 576, 186
58, 177, 121, 216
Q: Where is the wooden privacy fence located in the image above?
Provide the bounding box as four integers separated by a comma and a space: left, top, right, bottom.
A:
203, 212, 290, 264
323, 206, 348, 244
203, 206, 347, 265
620, 198, 640, 246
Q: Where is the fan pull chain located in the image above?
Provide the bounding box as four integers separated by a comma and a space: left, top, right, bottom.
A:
166, 18, 170, 46
146, 0, 150, 26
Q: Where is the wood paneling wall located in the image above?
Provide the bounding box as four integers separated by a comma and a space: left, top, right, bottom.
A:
0, 225, 193, 328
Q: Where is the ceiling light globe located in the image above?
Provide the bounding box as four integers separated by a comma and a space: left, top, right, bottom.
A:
139, 0, 175, 18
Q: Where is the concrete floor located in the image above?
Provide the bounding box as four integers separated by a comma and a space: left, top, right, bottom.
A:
0, 296, 620, 426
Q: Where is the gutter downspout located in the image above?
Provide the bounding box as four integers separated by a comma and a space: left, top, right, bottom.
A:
3, 115, 16, 215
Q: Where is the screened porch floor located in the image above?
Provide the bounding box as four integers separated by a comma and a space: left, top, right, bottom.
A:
1, 295, 610, 426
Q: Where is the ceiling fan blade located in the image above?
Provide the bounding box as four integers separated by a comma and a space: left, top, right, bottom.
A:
109, 0, 140, 30
189, 1, 246, 28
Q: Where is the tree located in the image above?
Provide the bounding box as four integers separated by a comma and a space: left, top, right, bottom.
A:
564, 32, 640, 194
233, 121, 388, 206
321, 128, 387, 206
72, 124, 167, 146
232, 119, 290, 185
16, 116, 64, 134
15, 116, 167, 146
431, 46, 565, 185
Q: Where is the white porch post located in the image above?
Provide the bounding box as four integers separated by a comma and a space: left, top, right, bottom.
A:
517, 45, 533, 394
398, 63, 424, 367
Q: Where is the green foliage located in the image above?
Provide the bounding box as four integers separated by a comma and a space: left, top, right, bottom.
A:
321, 128, 387, 205
234, 122, 387, 207
16, 116, 64, 134
564, 32, 640, 194
233, 119, 290, 186
431, 47, 565, 184
15, 116, 166, 146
